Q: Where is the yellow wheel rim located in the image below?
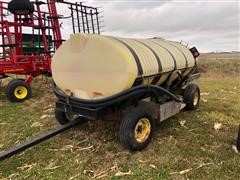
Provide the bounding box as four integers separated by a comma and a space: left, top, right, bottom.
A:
14, 86, 28, 100
134, 118, 151, 143
193, 92, 199, 106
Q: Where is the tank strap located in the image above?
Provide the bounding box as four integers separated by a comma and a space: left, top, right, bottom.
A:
134, 40, 163, 72
166, 42, 188, 68
149, 40, 177, 70
112, 38, 143, 76
133, 78, 143, 86
151, 74, 162, 85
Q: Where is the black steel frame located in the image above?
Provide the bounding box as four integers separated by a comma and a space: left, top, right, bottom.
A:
0, 73, 200, 161
68, 2, 102, 34
53, 82, 183, 120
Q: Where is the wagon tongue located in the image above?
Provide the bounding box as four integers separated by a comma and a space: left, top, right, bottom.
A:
0, 118, 80, 161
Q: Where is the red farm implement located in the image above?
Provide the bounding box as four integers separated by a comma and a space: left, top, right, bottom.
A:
0, 0, 102, 102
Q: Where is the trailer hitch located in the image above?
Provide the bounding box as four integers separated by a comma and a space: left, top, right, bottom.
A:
0, 118, 80, 161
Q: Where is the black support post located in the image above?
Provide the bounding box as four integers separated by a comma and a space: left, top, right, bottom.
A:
75, 2, 81, 33
84, 7, 90, 33
90, 10, 95, 34
70, 4, 75, 33
96, 9, 100, 34
80, 3, 85, 33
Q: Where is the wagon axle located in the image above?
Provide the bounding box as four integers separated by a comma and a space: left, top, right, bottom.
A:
0, 82, 201, 161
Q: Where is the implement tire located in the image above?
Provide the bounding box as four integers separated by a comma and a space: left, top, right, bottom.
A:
6, 79, 32, 102
237, 126, 240, 152
184, 83, 200, 110
119, 107, 155, 151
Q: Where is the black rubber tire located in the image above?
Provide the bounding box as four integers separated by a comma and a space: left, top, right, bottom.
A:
8, 0, 34, 15
55, 108, 87, 125
6, 79, 32, 102
183, 83, 200, 110
237, 126, 240, 151
119, 107, 155, 151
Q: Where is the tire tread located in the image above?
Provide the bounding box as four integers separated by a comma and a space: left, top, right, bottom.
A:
119, 107, 155, 151
184, 84, 200, 110
6, 79, 32, 102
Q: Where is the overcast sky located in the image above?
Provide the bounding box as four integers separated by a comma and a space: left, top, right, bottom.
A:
2, 0, 239, 52
84, 0, 239, 52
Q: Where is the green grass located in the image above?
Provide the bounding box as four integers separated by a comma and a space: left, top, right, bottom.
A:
0, 66, 240, 179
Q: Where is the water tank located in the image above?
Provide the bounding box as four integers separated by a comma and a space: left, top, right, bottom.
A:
52, 34, 197, 100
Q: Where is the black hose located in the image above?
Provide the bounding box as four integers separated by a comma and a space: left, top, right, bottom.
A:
52, 83, 182, 109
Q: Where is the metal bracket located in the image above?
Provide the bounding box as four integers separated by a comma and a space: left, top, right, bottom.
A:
159, 101, 186, 122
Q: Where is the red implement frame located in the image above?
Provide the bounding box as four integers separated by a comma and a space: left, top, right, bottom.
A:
0, 0, 60, 83
0, 0, 101, 84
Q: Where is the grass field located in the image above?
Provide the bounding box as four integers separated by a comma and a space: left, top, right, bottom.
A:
0, 53, 240, 179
